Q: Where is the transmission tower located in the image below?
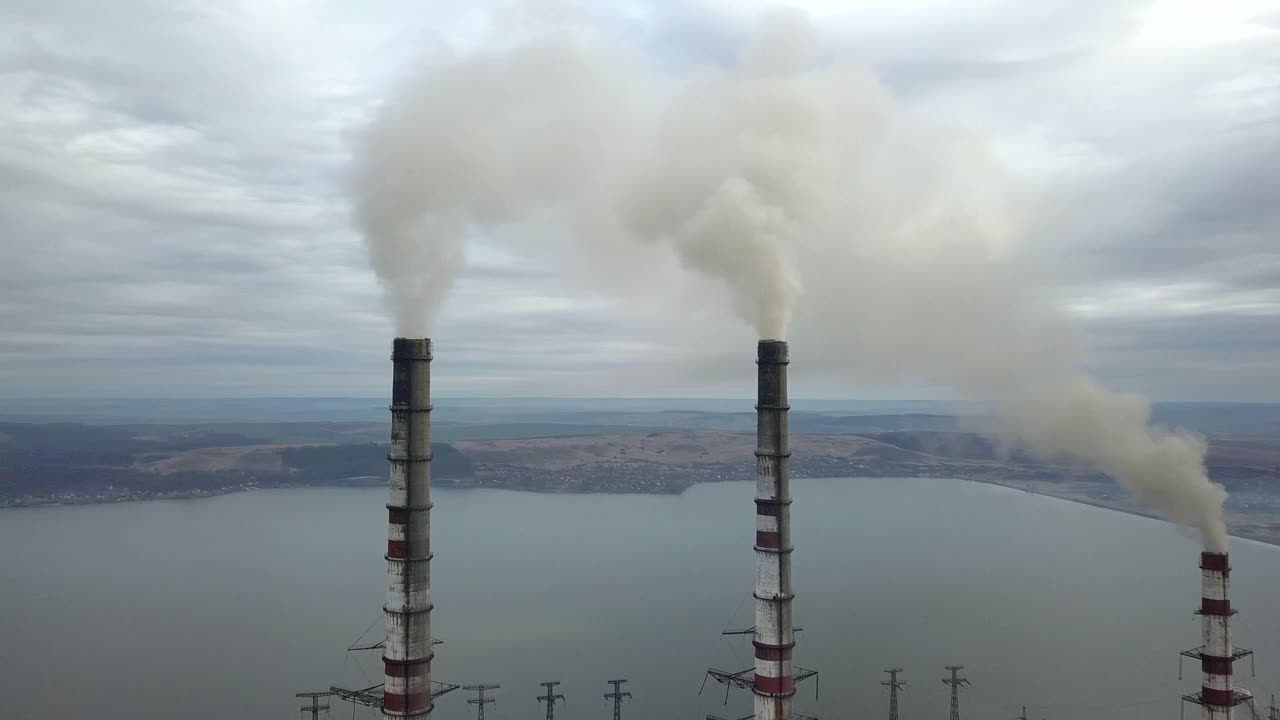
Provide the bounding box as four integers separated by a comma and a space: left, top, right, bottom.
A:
882, 668, 906, 720
1269, 694, 1279, 720
942, 666, 970, 720
465, 684, 500, 720
296, 691, 333, 719
1016, 705, 1027, 720
538, 680, 566, 720
604, 678, 632, 720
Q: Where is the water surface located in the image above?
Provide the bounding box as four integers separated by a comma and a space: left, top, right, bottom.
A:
2, 478, 1277, 719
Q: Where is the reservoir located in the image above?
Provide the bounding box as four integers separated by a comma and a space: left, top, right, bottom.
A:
2, 477, 1277, 719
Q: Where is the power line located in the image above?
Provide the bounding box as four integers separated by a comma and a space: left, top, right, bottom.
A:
969, 677, 1184, 713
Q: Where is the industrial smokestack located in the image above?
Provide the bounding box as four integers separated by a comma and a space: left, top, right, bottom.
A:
1183, 552, 1253, 720
753, 339, 795, 720
384, 338, 434, 719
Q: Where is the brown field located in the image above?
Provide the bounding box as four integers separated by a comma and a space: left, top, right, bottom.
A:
452, 431, 934, 469
133, 429, 1280, 485
139, 445, 308, 475
1206, 437, 1280, 469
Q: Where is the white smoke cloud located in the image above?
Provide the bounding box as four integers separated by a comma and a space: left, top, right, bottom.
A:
352, 41, 647, 336
352, 8, 1229, 550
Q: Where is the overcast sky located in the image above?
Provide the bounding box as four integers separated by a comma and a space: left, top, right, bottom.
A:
1, 0, 1277, 400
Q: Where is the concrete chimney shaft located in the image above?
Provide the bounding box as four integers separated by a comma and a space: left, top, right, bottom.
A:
384, 338, 434, 719
1199, 552, 1239, 720
753, 340, 795, 720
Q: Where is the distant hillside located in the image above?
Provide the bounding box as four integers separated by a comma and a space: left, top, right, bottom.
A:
863, 430, 1280, 492
3, 417, 1278, 543
0, 421, 262, 463
0, 421, 472, 503
1151, 403, 1280, 437
278, 444, 473, 483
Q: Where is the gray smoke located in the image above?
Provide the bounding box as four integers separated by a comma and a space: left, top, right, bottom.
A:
352, 8, 1229, 550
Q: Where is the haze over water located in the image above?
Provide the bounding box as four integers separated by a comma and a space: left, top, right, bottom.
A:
2, 478, 1277, 720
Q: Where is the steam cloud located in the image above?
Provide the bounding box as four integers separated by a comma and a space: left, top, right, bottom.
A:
353, 9, 1229, 550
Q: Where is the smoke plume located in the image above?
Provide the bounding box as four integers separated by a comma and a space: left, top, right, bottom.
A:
352, 9, 1229, 550
353, 42, 644, 335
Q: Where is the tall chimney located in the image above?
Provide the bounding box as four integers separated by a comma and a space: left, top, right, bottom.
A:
1186, 551, 1252, 720
384, 338, 434, 719
753, 339, 794, 720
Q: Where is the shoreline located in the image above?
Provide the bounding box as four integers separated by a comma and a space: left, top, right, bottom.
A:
962, 476, 1280, 549
4, 473, 1277, 549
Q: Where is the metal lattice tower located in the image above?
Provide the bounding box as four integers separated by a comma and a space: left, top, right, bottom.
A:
297, 691, 333, 719
464, 684, 499, 720
1268, 694, 1278, 720
604, 679, 632, 720
538, 681, 565, 720
942, 666, 970, 720
882, 668, 906, 720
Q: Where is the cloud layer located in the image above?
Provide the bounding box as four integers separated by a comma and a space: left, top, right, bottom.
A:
0, 0, 1277, 399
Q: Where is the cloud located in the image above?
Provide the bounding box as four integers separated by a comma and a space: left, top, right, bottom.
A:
0, 0, 1277, 400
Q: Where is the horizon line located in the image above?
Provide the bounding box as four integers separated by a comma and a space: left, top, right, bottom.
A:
0, 396, 1272, 405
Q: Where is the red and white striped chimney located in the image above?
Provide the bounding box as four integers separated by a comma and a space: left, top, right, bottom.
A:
1195, 551, 1249, 720
753, 340, 795, 720
384, 338, 434, 719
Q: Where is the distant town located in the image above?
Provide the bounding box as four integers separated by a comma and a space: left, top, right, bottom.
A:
3, 402, 1278, 545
